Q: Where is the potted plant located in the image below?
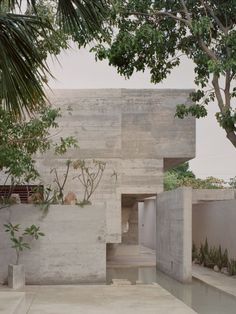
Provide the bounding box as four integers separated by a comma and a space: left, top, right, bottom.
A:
4, 223, 44, 289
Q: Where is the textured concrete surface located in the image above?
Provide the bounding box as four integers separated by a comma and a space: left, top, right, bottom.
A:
192, 189, 236, 204
0, 284, 197, 314
33, 89, 195, 243
122, 203, 138, 244
0, 292, 26, 314
107, 245, 156, 267
193, 264, 236, 297
8, 265, 25, 290
0, 204, 106, 284
156, 188, 192, 283
139, 198, 157, 250
193, 199, 236, 258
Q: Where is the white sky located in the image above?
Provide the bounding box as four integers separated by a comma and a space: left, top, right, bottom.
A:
47, 44, 236, 182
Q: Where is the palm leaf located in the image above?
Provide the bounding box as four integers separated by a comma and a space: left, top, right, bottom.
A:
57, 0, 108, 34
1, 0, 108, 34
0, 13, 52, 117
0, 0, 108, 117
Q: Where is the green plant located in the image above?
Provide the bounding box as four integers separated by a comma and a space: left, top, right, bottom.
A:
50, 160, 72, 203
0, 107, 78, 211
93, 1, 236, 148
164, 162, 225, 191
4, 223, 45, 265
73, 159, 106, 204
199, 243, 205, 265
0, 0, 108, 117
192, 243, 198, 261
222, 249, 229, 268
194, 239, 230, 272
228, 259, 236, 276
229, 176, 236, 189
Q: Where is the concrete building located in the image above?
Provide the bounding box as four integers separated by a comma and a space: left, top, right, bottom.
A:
45, 89, 195, 242
0, 89, 196, 284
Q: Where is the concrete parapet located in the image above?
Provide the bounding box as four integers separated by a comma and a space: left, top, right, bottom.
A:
192, 189, 236, 204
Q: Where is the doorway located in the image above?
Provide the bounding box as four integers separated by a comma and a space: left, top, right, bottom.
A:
107, 194, 157, 268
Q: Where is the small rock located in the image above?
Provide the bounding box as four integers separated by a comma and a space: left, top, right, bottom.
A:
214, 265, 220, 272
28, 192, 43, 204
221, 267, 229, 275
9, 193, 21, 204
64, 192, 77, 205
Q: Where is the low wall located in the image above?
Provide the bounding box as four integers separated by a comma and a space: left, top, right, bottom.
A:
193, 200, 236, 258
0, 204, 106, 284
138, 198, 156, 250
156, 187, 192, 283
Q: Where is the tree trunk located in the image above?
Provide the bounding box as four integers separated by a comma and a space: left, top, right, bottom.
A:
16, 251, 20, 265
226, 129, 236, 148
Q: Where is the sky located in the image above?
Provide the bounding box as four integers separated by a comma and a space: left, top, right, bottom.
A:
47, 44, 236, 182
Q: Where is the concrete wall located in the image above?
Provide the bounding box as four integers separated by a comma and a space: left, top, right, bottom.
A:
156, 188, 192, 283
138, 198, 157, 250
39, 89, 195, 244
193, 200, 236, 258
0, 204, 106, 284
0, 89, 196, 245
122, 203, 138, 244
192, 189, 236, 204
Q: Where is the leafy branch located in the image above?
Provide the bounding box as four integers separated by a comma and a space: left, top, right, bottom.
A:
4, 222, 45, 265
73, 160, 106, 204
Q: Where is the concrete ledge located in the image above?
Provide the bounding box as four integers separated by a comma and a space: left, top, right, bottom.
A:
0, 292, 26, 314
192, 189, 236, 204
193, 264, 236, 298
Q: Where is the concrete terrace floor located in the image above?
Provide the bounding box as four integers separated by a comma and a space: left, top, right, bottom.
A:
0, 284, 197, 314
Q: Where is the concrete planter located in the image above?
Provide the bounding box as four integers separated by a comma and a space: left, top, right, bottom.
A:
8, 264, 25, 289
0, 204, 106, 284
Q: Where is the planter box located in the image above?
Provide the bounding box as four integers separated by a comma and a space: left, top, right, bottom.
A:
8, 264, 25, 289
0, 204, 106, 284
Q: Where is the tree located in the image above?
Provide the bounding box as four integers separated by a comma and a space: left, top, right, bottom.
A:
93, 1, 236, 148
0, 0, 108, 117
0, 106, 78, 185
229, 176, 236, 188
164, 162, 225, 191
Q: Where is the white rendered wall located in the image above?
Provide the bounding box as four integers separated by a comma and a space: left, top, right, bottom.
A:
193, 200, 236, 258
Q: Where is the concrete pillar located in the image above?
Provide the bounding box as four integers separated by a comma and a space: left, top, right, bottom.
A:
156, 187, 192, 283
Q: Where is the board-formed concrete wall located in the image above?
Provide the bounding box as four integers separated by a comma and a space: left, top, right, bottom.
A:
156, 188, 192, 283
0, 89, 196, 245
138, 198, 157, 250
0, 204, 106, 284
43, 89, 195, 243
193, 200, 236, 258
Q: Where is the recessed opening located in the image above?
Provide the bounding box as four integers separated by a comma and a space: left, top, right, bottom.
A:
107, 193, 157, 269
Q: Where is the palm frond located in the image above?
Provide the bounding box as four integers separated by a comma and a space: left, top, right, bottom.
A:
0, 0, 109, 118
57, 0, 108, 34
0, 13, 51, 117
